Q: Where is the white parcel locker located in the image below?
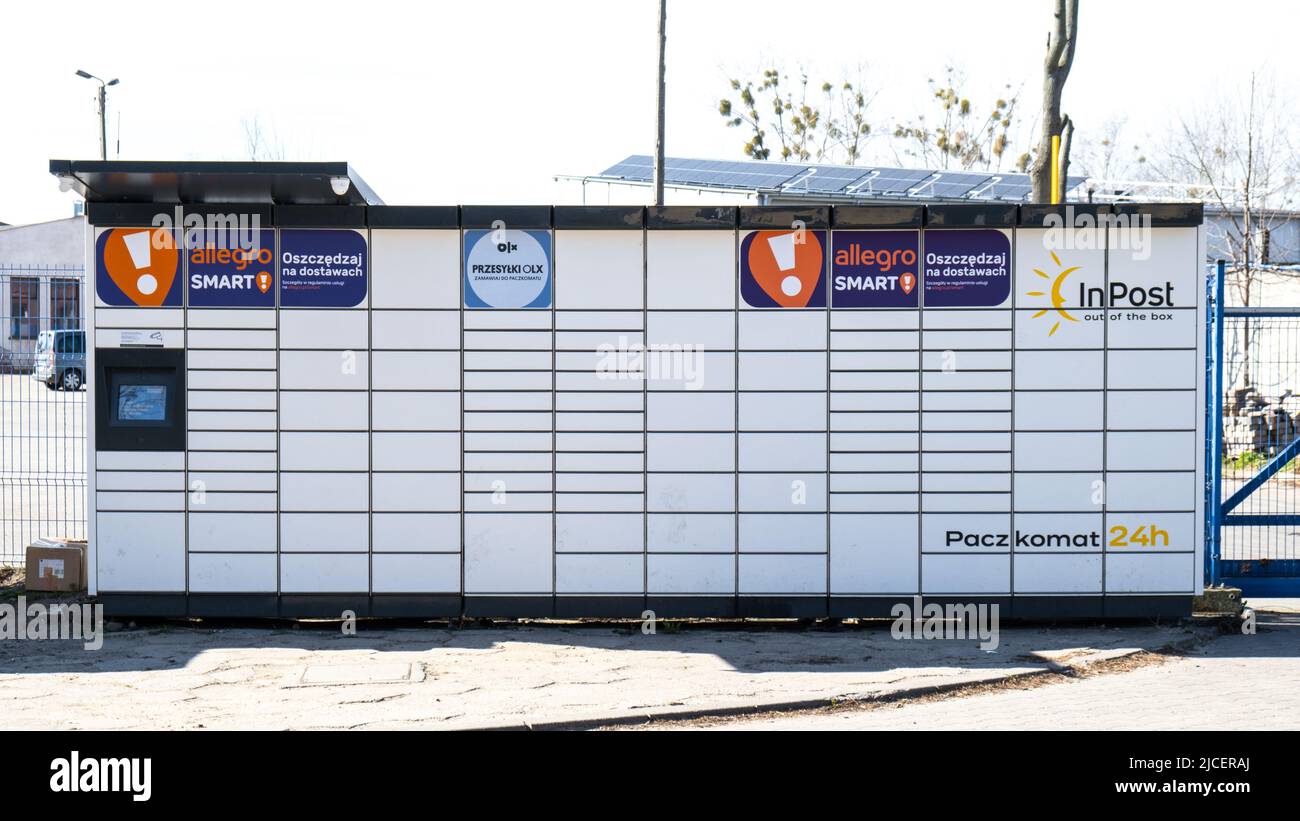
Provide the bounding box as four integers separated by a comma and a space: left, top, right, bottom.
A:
71, 163, 1205, 620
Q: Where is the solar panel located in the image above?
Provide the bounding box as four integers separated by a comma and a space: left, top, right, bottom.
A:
601, 156, 807, 190
905, 171, 995, 198
860, 168, 935, 194
788, 166, 871, 193
981, 179, 1032, 200
600, 156, 654, 178
591, 155, 1083, 202
670, 158, 803, 189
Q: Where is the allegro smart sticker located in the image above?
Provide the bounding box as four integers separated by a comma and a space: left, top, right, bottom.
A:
187, 228, 276, 308
831, 230, 921, 308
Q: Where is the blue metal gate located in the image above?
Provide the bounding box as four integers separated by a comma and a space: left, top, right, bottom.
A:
1209, 261, 1300, 595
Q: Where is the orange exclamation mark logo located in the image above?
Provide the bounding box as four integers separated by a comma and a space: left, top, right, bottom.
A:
899, 272, 916, 295
745, 230, 824, 308
256, 271, 272, 293
103, 228, 180, 306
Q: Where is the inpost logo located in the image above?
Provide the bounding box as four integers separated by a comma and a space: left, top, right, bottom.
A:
1024, 249, 1081, 337
1026, 248, 1178, 339
97, 228, 180, 306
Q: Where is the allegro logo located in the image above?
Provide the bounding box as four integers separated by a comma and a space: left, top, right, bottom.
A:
831, 230, 920, 308
97, 228, 180, 307
190, 245, 274, 293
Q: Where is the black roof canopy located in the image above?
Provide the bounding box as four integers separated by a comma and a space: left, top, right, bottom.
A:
49, 160, 383, 206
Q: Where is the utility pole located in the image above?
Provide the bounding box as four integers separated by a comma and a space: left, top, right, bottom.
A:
75, 70, 119, 161
653, 0, 667, 207
97, 83, 107, 160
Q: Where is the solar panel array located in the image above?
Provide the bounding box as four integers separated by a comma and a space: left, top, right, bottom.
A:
594, 155, 1082, 202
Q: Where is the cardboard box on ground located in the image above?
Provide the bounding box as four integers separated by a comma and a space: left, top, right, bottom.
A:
25, 538, 87, 593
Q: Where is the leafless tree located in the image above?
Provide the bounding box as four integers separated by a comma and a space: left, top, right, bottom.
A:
822, 67, 875, 165
1161, 73, 1298, 305
242, 115, 287, 162
1030, 0, 1079, 202
718, 65, 873, 165
1073, 116, 1148, 184
891, 66, 1026, 172
1158, 72, 1299, 389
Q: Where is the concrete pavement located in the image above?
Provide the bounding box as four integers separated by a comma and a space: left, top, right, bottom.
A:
675, 611, 1298, 730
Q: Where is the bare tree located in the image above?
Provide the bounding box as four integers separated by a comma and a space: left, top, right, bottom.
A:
891, 66, 1026, 172
821, 69, 874, 165
1157, 73, 1299, 389
719, 68, 820, 162
1073, 116, 1148, 183
653, 0, 667, 206
718, 66, 873, 165
1030, 0, 1079, 202
242, 115, 287, 162
1161, 73, 1298, 308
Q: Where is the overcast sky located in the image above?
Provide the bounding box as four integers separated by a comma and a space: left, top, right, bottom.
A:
0, 0, 1293, 224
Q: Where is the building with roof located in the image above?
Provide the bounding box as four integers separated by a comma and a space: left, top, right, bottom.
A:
0, 216, 86, 369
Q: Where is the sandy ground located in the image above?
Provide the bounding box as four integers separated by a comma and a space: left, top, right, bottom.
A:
0, 605, 1224, 730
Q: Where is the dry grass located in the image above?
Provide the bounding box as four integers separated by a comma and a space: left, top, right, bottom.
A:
0, 566, 25, 602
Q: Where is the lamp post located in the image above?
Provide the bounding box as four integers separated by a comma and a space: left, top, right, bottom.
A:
75, 70, 119, 161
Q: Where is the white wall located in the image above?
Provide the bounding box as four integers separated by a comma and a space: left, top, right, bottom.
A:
0, 216, 85, 266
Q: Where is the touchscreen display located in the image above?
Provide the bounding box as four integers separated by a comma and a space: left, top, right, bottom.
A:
116, 384, 168, 422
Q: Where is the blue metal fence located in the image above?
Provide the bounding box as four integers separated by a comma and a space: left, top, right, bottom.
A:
1209, 260, 1300, 595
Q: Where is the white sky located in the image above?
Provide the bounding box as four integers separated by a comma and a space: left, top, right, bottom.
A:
0, 0, 1294, 224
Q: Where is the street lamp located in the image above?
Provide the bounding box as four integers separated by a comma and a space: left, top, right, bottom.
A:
75, 70, 119, 161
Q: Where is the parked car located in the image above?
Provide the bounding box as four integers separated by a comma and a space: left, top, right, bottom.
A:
0, 346, 24, 374
32, 330, 86, 391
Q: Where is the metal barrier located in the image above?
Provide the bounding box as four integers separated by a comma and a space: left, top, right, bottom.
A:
0, 265, 86, 565
1210, 260, 1300, 594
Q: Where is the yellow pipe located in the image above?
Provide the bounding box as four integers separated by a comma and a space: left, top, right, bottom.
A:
1050, 134, 1061, 204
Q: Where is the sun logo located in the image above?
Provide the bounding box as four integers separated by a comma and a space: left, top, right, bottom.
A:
1026, 251, 1080, 336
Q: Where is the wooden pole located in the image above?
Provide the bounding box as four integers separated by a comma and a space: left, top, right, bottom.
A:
653, 0, 667, 207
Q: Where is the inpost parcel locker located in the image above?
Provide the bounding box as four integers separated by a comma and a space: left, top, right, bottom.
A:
62, 160, 1206, 619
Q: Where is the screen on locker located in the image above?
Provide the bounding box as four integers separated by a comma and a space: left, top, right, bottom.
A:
114, 382, 168, 424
